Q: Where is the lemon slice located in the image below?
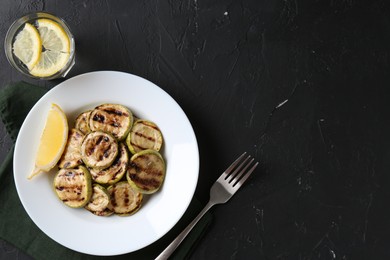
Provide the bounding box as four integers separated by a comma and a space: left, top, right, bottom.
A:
12, 23, 42, 70
29, 19, 71, 77
29, 103, 69, 180
30, 50, 70, 77
36, 19, 70, 52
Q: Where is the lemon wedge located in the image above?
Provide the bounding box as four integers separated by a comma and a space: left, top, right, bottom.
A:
29, 19, 71, 77
29, 103, 69, 180
12, 23, 42, 70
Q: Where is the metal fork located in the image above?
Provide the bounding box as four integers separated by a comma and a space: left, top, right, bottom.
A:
155, 152, 258, 260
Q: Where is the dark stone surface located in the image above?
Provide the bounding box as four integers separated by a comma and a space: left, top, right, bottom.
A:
1, 0, 390, 259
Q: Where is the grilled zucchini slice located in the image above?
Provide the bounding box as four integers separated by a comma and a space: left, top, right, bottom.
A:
90, 143, 129, 185
58, 128, 84, 169
81, 131, 118, 169
75, 110, 91, 135
126, 150, 165, 194
126, 119, 163, 154
54, 166, 92, 208
89, 104, 133, 141
85, 184, 113, 216
107, 181, 142, 216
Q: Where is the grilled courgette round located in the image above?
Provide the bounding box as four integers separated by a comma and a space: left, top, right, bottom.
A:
81, 131, 118, 170
75, 110, 92, 135
126, 150, 165, 194
126, 119, 163, 154
89, 104, 133, 141
58, 128, 84, 169
107, 181, 142, 216
90, 143, 129, 185
85, 184, 113, 216
54, 166, 92, 208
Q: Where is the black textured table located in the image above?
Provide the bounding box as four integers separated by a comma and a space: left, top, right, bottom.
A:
1, 1, 390, 259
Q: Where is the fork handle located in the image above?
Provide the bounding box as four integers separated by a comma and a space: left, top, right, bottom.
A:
155, 201, 215, 260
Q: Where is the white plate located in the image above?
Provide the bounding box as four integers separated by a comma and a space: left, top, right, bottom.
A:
13, 71, 199, 256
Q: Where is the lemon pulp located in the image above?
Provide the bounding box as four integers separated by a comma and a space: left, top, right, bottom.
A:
29, 103, 69, 179
12, 23, 42, 70
37, 19, 70, 52
30, 19, 71, 77
29, 50, 70, 77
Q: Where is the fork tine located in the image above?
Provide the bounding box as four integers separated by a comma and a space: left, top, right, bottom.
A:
230, 157, 253, 184
226, 155, 251, 182
233, 161, 259, 189
220, 152, 247, 180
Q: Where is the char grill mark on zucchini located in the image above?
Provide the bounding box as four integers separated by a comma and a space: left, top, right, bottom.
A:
94, 208, 114, 217
58, 128, 84, 169
81, 131, 118, 169
90, 143, 128, 185
129, 171, 161, 188
54, 166, 92, 208
75, 110, 91, 135
127, 150, 165, 194
130, 155, 164, 176
89, 104, 133, 140
126, 120, 163, 154
135, 132, 156, 141
107, 181, 142, 215
128, 157, 162, 188
85, 184, 113, 216
130, 132, 158, 150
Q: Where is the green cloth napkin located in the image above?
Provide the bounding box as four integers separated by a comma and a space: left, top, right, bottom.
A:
0, 81, 211, 260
